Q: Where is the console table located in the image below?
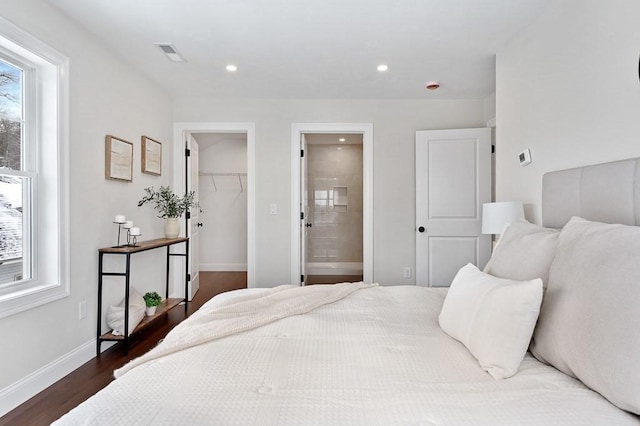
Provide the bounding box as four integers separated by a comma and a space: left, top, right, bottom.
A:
96, 237, 189, 355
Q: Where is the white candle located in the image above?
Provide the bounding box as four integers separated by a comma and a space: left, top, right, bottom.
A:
129, 227, 141, 236
114, 215, 126, 223
123, 220, 134, 229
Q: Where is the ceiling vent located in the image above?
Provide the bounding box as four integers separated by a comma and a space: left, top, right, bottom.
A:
154, 43, 186, 62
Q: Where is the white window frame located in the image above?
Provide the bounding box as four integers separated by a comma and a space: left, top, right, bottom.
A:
0, 17, 70, 318
0, 51, 35, 286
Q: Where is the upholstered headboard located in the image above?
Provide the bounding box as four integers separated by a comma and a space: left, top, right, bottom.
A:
542, 158, 640, 228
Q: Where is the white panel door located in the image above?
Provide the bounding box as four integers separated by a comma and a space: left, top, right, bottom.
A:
416, 128, 491, 287
187, 136, 200, 300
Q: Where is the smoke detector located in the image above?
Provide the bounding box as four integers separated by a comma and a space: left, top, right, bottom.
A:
425, 81, 440, 90
155, 43, 186, 62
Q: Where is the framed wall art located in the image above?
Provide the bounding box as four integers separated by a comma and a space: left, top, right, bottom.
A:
141, 136, 162, 176
105, 135, 133, 182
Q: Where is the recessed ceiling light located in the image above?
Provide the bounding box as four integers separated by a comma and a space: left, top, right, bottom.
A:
377, 64, 388, 72
339, 138, 346, 142
226, 64, 238, 72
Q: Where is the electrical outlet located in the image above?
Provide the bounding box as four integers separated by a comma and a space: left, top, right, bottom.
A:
403, 267, 412, 279
79, 300, 87, 320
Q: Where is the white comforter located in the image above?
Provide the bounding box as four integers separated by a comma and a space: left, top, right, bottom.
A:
55, 285, 639, 425
115, 282, 374, 378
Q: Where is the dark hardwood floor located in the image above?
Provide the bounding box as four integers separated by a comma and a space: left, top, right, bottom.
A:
0, 271, 247, 426
306, 274, 363, 285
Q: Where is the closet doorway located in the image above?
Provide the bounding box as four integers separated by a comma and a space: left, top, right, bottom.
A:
173, 122, 255, 295
192, 133, 248, 275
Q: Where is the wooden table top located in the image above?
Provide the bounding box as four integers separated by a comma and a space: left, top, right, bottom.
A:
99, 237, 188, 254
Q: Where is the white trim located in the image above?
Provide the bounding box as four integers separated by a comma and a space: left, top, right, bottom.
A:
200, 263, 248, 272
0, 339, 95, 417
291, 123, 374, 285
173, 122, 256, 289
0, 17, 70, 318
486, 117, 496, 128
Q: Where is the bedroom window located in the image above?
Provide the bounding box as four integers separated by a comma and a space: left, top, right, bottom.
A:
0, 54, 31, 286
0, 18, 69, 318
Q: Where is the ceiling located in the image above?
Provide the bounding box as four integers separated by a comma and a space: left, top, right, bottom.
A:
47, 0, 546, 100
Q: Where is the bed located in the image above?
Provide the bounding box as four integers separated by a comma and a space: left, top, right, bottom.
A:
54, 158, 640, 425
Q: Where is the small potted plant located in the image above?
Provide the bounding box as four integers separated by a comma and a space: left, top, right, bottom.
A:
138, 186, 199, 238
143, 291, 162, 316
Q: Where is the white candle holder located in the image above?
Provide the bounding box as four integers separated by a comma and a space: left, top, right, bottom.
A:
128, 227, 141, 247
113, 217, 127, 248
123, 221, 134, 246
126, 230, 142, 247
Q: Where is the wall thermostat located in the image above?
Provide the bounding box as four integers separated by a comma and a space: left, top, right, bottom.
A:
518, 149, 532, 166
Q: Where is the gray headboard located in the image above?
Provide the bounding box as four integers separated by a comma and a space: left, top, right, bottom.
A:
542, 158, 640, 228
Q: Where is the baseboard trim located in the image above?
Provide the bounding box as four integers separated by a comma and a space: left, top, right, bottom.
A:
307, 262, 363, 275
0, 338, 96, 417
200, 263, 247, 272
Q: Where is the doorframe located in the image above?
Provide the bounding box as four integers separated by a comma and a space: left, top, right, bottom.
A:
173, 122, 256, 290
290, 123, 374, 285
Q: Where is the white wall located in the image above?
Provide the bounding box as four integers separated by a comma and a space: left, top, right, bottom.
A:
496, 0, 640, 223
483, 93, 496, 124
197, 136, 248, 271
173, 98, 486, 286
0, 0, 172, 401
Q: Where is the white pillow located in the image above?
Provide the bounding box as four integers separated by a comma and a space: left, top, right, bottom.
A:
439, 263, 543, 379
531, 216, 640, 414
107, 289, 146, 336
484, 221, 559, 289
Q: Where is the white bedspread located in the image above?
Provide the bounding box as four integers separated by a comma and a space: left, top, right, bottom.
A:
55, 285, 639, 425
115, 282, 374, 378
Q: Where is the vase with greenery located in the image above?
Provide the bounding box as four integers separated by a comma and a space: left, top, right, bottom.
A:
143, 291, 162, 316
138, 186, 199, 238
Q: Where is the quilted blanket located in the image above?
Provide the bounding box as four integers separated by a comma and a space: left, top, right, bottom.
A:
114, 281, 375, 378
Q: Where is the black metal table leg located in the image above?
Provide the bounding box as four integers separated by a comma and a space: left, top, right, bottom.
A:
165, 246, 170, 300
97, 252, 104, 356
123, 253, 131, 355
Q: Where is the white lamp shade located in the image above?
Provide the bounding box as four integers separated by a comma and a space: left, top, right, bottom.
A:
482, 201, 525, 234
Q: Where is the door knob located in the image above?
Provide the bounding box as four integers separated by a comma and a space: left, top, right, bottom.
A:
305, 223, 313, 228
197, 222, 203, 227
418, 226, 426, 233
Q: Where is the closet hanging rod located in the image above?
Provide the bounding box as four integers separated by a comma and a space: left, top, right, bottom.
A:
200, 172, 246, 193
199, 172, 247, 177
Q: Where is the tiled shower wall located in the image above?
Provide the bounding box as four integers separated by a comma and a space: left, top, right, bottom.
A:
307, 144, 363, 263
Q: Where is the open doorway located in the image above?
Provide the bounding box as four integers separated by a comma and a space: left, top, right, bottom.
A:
303, 134, 363, 284
192, 133, 248, 284
291, 123, 373, 286
173, 122, 256, 296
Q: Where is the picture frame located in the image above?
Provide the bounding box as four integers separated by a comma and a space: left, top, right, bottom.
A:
141, 136, 162, 176
105, 135, 133, 182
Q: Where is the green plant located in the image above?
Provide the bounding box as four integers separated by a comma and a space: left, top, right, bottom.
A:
138, 186, 199, 218
143, 291, 162, 307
